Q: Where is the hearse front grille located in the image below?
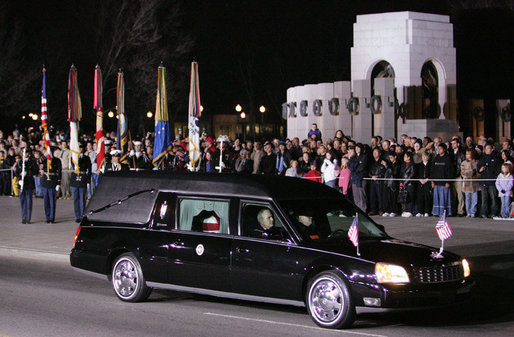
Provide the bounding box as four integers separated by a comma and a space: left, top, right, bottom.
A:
412, 262, 463, 284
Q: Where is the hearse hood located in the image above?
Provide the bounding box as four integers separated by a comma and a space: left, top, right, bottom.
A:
308, 238, 462, 265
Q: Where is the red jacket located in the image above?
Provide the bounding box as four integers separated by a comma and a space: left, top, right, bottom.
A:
304, 169, 322, 183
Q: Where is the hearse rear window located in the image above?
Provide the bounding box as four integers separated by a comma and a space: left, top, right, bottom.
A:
178, 198, 229, 234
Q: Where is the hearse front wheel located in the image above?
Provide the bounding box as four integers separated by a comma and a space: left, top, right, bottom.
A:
112, 253, 152, 302
306, 271, 355, 329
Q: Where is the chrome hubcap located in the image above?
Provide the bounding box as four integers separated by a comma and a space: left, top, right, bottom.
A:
310, 278, 343, 323
113, 258, 138, 298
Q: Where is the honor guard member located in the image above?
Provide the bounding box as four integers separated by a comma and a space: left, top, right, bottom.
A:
40, 154, 62, 223
106, 150, 130, 172
13, 148, 38, 224
129, 141, 151, 170
71, 143, 92, 223
103, 139, 113, 168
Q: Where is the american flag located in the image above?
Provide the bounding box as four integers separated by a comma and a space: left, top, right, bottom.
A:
41, 67, 52, 168
348, 213, 359, 247
435, 213, 453, 241
94, 65, 105, 173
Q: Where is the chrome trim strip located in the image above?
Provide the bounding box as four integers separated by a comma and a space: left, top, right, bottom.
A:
71, 267, 109, 281
146, 281, 305, 307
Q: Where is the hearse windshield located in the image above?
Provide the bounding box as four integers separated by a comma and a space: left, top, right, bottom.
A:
279, 198, 388, 242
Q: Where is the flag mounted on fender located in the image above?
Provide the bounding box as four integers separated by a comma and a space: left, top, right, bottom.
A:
348, 213, 360, 256
435, 212, 453, 241
152, 63, 171, 168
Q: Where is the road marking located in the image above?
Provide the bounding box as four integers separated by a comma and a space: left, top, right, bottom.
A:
203, 312, 388, 337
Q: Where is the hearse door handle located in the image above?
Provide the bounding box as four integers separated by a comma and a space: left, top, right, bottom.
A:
235, 247, 250, 254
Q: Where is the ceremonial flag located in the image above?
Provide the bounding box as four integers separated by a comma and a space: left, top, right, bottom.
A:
116, 70, 129, 164
68, 64, 82, 173
435, 212, 453, 241
348, 213, 359, 247
94, 65, 105, 173
188, 61, 201, 171
41, 67, 52, 169
152, 63, 171, 168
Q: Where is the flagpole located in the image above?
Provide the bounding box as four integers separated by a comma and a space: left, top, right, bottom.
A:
439, 210, 446, 254
356, 212, 360, 256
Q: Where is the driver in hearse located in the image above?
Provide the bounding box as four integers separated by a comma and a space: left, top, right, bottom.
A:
251, 208, 285, 239
295, 213, 320, 240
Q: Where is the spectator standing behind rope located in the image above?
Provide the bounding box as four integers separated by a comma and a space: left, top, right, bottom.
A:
321, 151, 339, 189
348, 145, 367, 212
450, 138, 466, 216
495, 163, 513, 218
430, 143, 453, 216
382, 151, 400, 217
416, 152, 433, 217
338, 157, 351, 196
304, 161, 321, 183
259, 142, 277, 175
477, 143, 501, 218
461, 149, 480, 217
368, 148, 386, 215
250, 141, 265, 174
399, 152, 416, 217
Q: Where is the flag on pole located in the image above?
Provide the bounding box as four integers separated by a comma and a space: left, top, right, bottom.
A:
348, 213, 359, 247
188, 61, 201, 171
68, 64, 82, 173
152, 63, 171, 168
41, 67, 52, 169
94, 65, 105, 173
116, 70, 129, 164
435, 212, 453, 241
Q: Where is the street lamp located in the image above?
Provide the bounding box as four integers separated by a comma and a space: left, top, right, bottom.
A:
146, 111, 153, 118
240, 111, 246, 119
259, 105, 266, 113
235, 104, 242, 112
107, 111, 114, 118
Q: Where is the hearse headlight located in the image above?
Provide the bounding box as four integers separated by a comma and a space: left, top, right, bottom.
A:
375, 263, 410, 284
462, 259, 471, 278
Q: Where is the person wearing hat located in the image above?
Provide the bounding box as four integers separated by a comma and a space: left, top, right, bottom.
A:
70, 143, 92, 223
13, 147, 38, 223
40, 152, 62, 223
129, 140, 151, 170
430, 143, 453, 217
106, 150, 129, 172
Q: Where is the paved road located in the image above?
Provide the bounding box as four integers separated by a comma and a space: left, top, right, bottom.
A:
0, 196, 513, 336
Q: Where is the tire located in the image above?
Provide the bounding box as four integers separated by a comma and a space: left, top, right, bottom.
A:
306, 271, 355, 329
111, 253, 152, 302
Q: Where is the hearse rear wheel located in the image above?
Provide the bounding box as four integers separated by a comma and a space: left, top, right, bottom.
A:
306, 271, 355, 329
112, 253, 152, 302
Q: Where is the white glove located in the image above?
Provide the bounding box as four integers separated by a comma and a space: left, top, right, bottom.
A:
56, 185, 60, 192
130, 150, 135, 156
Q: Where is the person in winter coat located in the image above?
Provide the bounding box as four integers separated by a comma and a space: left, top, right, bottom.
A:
368, 148, 386, 215
399, 152, 416, 217
477, 144, 501, 218
461, 149, 480, 217
415, 152, 432, 217
304, 161, 322, 183
430, 143, 453, 216
297, 152, 312, 177
321, 151, 339, 189
382, 151, 401, 217
495, 163, 514, 218
338, 157, 351, 196
348, 145, 367, 212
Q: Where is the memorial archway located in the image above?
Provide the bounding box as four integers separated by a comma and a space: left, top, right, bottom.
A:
421, 61, 439, 118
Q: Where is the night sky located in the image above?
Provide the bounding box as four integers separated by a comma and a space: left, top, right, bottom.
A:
0, 0, 512, 137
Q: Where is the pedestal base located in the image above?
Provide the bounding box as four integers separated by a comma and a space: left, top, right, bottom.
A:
398, 119, 462, 142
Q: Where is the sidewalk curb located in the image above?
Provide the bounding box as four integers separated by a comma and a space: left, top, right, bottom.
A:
0, 246, 69, 263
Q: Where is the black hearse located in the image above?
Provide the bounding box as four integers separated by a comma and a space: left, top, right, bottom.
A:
70, 171, 473, 329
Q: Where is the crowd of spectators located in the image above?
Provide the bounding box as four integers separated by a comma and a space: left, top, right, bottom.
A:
1, 122, 514, 219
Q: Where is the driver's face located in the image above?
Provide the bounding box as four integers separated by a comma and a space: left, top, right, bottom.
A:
260, 210, 274, 230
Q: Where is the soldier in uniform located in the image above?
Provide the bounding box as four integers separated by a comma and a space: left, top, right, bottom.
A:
129, 141, 151, 170
13, 148, 38, 224
40, 155, 62, 223
104, 139, 113, 168
70, 143, 92, 223
106, 150, 130, 172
